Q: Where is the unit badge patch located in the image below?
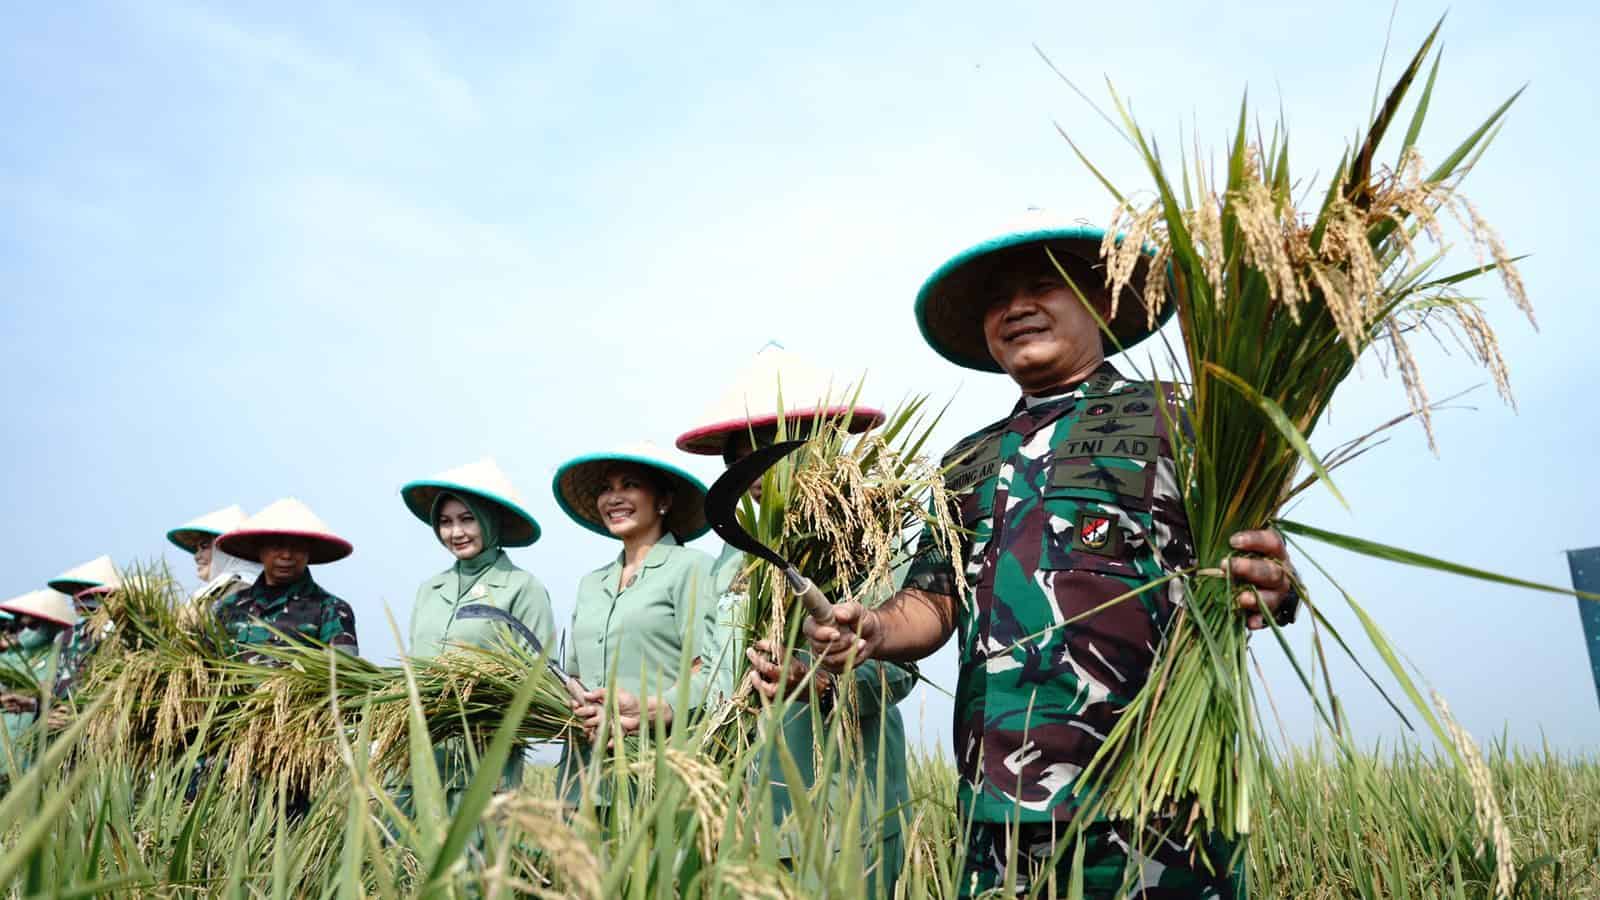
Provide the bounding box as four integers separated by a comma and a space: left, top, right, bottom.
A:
1072, 509, 1124, 556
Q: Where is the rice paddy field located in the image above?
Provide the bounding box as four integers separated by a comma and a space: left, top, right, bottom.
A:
2, 640, 1598, 898
6, 15, 1594, 898
2, 716, 1598, 898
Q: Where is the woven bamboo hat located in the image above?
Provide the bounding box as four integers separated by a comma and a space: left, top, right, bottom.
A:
400, 457, 541, 547
675, 346, 887, 456
914, 209, 1174, 372
553, 443, 710, 541
47, 555, 121, 597
166, 505, 249, 554
0, 588, 77, 627
216, 498, 353, 565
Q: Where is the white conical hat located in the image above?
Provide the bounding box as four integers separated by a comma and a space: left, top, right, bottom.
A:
399, 457, 541, 547
216, 497, 353, 565
675, 346, 886, 456
0, 588, 77, 627
167, 504, 249, 553
47, 555, 121, 597
552, 442, 710, 541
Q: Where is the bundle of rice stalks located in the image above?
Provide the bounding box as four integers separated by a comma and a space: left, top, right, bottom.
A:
365, 640, 580, 773
75, 564, 233, 765
703, 396, 964, 761
1055, 19, 1535, 854
76, 564, 576, 790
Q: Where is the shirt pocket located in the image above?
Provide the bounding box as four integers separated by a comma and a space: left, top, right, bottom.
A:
1038, 457, 1154, 579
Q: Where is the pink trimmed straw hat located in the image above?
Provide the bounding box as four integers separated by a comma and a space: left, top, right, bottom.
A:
216, 498, 353, 565
675, 346, 885, 456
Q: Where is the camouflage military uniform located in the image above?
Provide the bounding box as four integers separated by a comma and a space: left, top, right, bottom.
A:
962, 820, 1242, 898
213, 573, 359, 663
52, 618, 109, 698
904, 362, 1238, 897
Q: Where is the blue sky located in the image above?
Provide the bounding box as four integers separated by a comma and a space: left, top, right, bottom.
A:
3, 1, 1597, 755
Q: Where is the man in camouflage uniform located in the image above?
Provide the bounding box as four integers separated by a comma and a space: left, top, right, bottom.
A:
44, 556, 123, 706
51, 591, 111, 703
212, 498, 360, 663
806, 213, 1297, 897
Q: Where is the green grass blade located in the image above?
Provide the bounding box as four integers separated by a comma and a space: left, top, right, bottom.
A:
1278, 519, 1600, 600
1204, 362, 1349, 510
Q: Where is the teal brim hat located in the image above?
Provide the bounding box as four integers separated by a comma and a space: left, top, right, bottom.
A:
401, 457, 541, 547
167, 505, 248, 553
552, 443, 710, 542
914, 212, 1174, 373
46, 555, 121, 597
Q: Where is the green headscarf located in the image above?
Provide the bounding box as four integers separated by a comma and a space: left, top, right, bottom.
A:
431, 491, 503, 601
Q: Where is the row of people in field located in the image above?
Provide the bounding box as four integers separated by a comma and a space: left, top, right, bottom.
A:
1, 211, 1298, 899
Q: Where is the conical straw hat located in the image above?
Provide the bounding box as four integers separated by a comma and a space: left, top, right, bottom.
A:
216, 498, 353, 565
553, 442, 710, 542
400, 457, 541, 547
0, 588, 77, 627
47, 555, 121, 597
167, 505, 249, 553
914, 209, 1174, 372
676, 346, 886, 455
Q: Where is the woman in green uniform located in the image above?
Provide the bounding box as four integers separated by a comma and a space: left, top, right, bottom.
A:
400, 457, 554, 806
676, 346, 911, 899
0, 589, 74, 773
551, 443, 720, 797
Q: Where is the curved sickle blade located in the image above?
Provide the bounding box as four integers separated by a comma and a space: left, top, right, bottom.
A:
703, 439, 808, 570
455, 603, 586, 697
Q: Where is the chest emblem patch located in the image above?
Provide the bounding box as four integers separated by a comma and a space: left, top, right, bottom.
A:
1072, 510, 1125, 556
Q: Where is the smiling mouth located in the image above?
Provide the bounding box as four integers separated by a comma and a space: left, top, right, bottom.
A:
1003, 325, 1049, 342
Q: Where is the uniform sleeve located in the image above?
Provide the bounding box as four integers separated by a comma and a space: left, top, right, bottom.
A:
564, 578, 584, 681
322, 598, 361, 656
407, 582, 428, 654
668, 552, 723, 712
514, 573, 558, 650
847, 660, 916, 720
903, 496, 962, 598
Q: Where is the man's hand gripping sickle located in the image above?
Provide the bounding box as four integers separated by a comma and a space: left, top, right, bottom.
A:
803, 600, 886, 672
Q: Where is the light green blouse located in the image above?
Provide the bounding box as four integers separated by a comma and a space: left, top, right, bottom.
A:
409, 550, 555, 659
407, 549, 555, 804
566, 533, 722, 713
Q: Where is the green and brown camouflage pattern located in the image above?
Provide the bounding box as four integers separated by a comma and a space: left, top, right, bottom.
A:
213, 573, 359, 663
51, 618, 109, 698
906, 362, 1193, 824
959, 819, 1242, 898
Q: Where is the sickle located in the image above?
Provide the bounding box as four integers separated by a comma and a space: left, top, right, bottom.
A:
704, 439, 835, 624
454, 603, 588, 704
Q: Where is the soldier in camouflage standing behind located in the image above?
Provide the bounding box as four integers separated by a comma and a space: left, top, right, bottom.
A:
806, 212, 1299, 898
212, 498, 360, 662
45, 555, 121, 708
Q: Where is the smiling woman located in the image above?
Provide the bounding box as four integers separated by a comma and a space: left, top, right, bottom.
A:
397, 456, 554, 814
551, 442, 721, 808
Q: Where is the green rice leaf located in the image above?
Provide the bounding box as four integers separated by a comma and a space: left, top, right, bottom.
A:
1278, 519, 1600, 600
1204, 362, 1350, 510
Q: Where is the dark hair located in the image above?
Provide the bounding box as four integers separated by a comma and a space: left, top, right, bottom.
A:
602, 462, 675, 502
